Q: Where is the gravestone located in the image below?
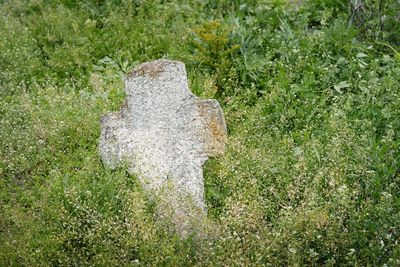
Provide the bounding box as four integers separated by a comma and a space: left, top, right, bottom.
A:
99, 59, 227, 235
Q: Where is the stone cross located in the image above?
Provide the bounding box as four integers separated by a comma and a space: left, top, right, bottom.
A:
99, 59, 227, 234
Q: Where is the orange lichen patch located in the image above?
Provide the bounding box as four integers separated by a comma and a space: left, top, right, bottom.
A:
197, 100, 227, 156
128, 61, 166, 79
208, 115, 226, 149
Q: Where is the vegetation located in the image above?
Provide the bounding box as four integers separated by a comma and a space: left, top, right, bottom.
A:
1, 0, 399, 265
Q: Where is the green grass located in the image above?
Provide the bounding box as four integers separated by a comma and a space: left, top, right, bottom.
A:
1, 0, 399, 265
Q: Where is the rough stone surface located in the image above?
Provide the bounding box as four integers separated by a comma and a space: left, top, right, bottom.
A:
99, 59, 227, 232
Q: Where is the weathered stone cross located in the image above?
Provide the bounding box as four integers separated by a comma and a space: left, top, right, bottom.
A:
99, 59, 227, 234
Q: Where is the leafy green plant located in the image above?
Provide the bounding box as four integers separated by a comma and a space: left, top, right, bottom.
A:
190, 20, 240, 96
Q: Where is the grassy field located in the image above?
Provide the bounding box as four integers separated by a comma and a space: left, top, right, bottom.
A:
1, 0, 399, 265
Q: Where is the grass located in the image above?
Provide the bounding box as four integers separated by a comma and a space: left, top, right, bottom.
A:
1, 0, 399, 265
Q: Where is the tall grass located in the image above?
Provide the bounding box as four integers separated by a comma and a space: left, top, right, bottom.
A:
1, 0, 399, 265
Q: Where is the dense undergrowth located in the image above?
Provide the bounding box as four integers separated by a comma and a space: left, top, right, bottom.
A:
1, 0, 399, 265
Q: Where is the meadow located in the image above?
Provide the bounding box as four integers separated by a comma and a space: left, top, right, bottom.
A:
1, 0, 399, 265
